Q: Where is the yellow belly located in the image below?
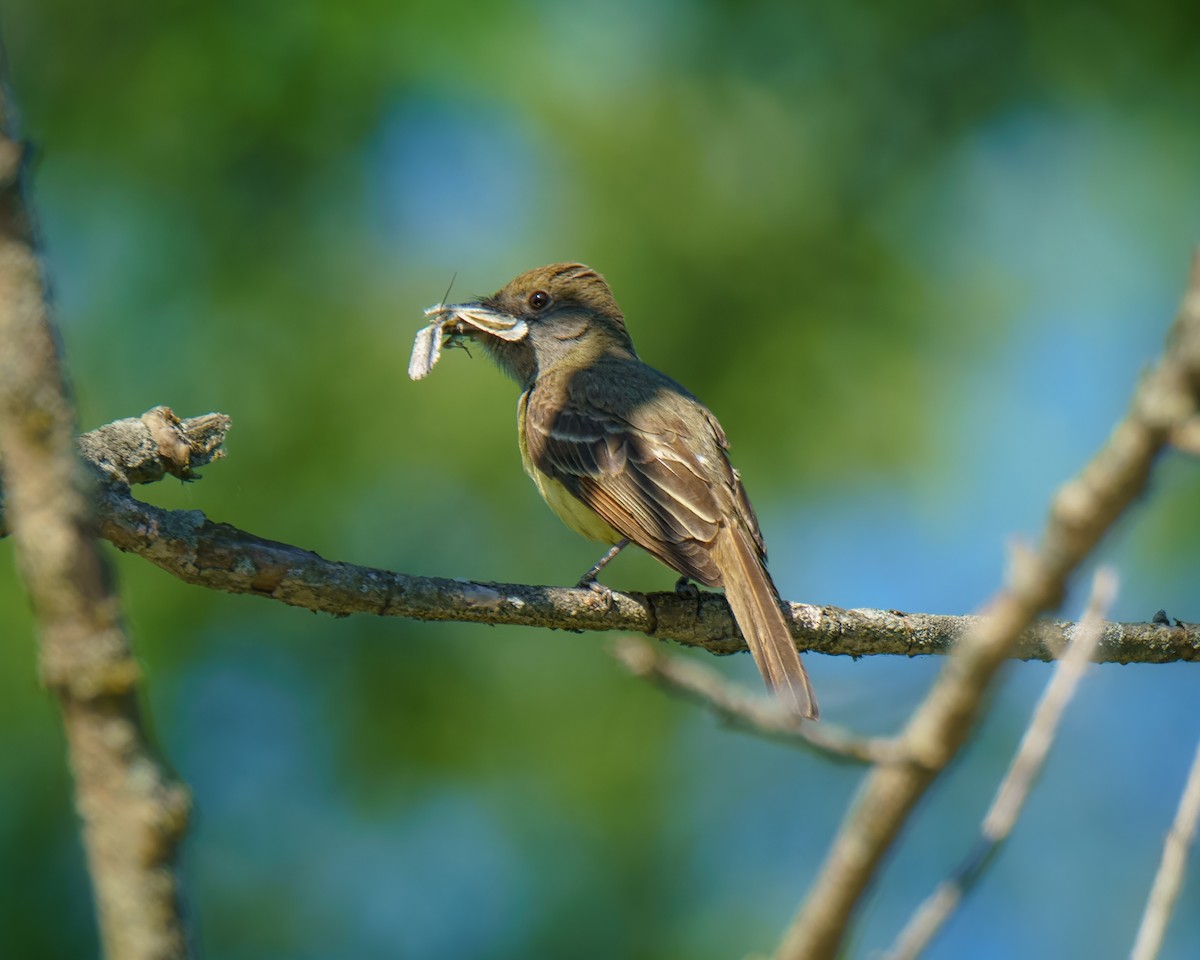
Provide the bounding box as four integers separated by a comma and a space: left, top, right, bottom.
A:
531, 466, 624, 544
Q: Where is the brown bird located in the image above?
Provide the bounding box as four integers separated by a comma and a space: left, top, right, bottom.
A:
431, 263, 817, 719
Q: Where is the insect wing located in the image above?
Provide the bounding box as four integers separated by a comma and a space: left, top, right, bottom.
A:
408, 322, 443, 380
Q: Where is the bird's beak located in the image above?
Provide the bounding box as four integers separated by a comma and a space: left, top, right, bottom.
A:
409, 301, 529, 380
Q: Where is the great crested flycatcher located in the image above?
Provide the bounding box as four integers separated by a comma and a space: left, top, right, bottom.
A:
430, 262, 817, 719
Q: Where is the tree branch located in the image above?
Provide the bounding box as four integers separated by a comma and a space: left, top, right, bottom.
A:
82, 480, 1196, 662
884, 568, 1116, 960
1130, 735, 1200, 960
0, 77, 191, 960
5, 408, 1196, 662
611, 636, 896, 763
0, 405, 229, 537
773, 250, 1200, 960
78, 406, 230, 486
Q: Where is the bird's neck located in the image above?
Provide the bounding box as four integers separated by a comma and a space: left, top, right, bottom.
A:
484, 328, 637, 390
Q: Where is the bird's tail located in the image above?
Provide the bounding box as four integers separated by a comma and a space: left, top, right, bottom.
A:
714, 523, 819, 720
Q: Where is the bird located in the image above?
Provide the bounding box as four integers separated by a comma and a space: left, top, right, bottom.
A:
429, 262, 817, 719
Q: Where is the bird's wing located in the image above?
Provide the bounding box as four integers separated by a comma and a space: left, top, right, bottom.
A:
523, 359, 742, 586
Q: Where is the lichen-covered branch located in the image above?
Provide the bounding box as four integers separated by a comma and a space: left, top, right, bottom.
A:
82, 481, 1196, 662
0, 85, 190, 960
773, 251, 1200, 960
78, 406, 230, 486
0, 405, 229, 537
5, 405, 1196, 663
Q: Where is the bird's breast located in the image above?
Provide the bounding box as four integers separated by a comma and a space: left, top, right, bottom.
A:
517, 388, 624, 545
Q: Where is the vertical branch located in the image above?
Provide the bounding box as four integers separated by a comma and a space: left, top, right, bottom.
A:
885, 569, 1116, 960
1130, 738, 1200, 960
0, 56, 191, 960
773, 252, 1200, 960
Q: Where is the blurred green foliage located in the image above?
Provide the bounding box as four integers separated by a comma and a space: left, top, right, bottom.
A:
3, 0, 1200, 957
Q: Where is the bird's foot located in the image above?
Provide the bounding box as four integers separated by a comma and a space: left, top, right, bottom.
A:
578, 576, 615, 612
673, 575, 700, 601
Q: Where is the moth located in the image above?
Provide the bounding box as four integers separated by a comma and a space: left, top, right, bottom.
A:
408, 303, 528, 380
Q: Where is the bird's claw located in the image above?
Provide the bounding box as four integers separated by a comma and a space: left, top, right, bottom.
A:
578, 577, 615, 612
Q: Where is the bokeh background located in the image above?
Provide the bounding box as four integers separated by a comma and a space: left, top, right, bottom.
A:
2, 2, 1200, 957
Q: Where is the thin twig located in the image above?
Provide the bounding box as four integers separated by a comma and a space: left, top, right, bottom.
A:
773, 251, 1200, 960
1130, 736, 1200, 960
885, 568, 1116, 960
612, 636, 895, 764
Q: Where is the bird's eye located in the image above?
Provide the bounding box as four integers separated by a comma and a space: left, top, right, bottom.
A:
528, 290, 551, 311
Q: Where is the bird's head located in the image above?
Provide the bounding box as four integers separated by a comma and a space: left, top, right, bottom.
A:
430, 263, 636, 386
